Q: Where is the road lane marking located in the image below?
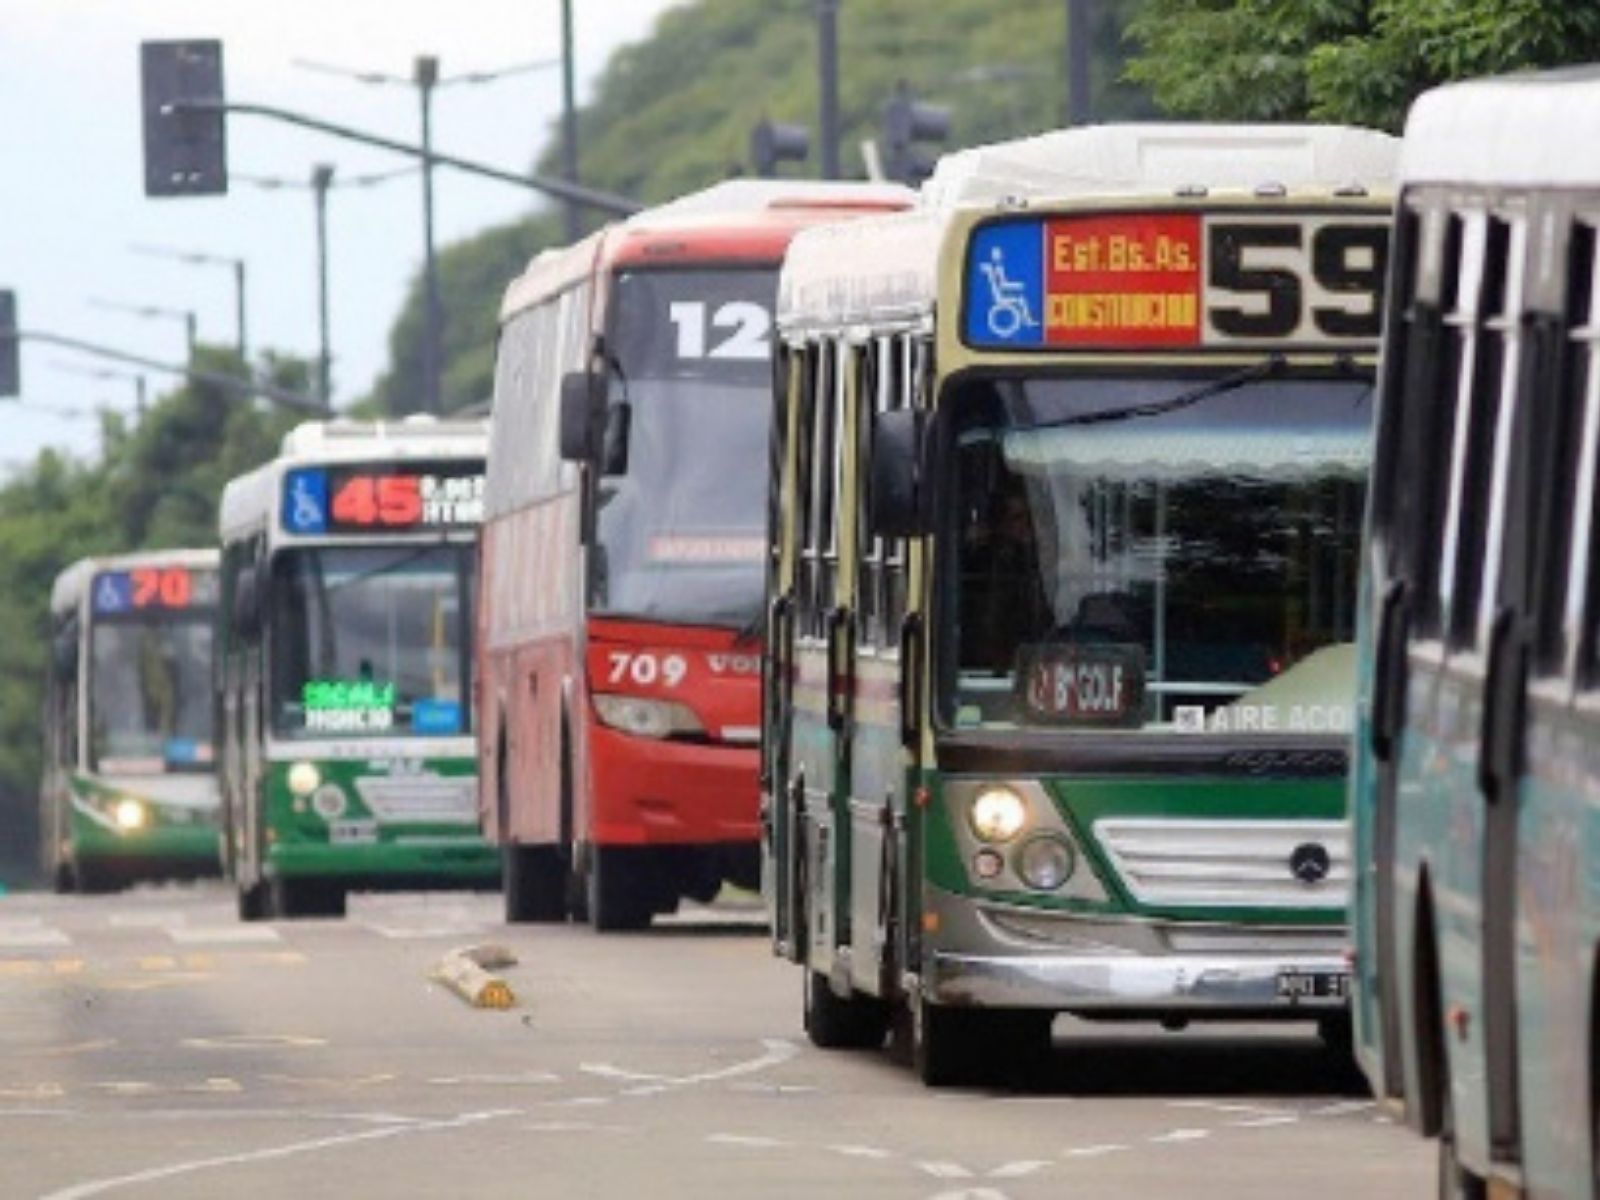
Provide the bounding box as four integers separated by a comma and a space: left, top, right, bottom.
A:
101, 972, 216, 991
108, 911, 187, 928
0, 926, 70, 948
581, 1038, 798, 1094
707, 1133, 788, 1149
168, 926, 281, 945
1310, 1099, 1377, 1117
181, 1034, 326, 1050
1168, 1099, 1292, 1116
988, 1161, 1050, 1178
429, 1071, 562, 1086
1148, 1128, 1210, 1144
17, 1038, 114, 1056
260, 1073, 397, 1091
919, 1162, 973, 1179
828, 1144, 895, 1160
38, 1107, 519, 1200
1230, 1115, 1302, 1128
927, 1190, 1011, 1200
1064, 1144, 1129, 1158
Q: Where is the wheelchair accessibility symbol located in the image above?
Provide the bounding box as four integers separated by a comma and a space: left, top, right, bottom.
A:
283, 468, 328, 534
979, 247, 1040, 340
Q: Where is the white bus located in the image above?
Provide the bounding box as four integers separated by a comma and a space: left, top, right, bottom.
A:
216, 418, 497, 919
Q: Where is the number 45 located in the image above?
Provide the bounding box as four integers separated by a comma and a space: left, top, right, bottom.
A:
669, 301, 771, 361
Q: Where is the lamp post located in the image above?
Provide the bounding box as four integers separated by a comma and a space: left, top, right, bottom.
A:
816, 0, 840, 179
130, 244, 247, 358
291, 54, 562, 413
87, 296, 197, 359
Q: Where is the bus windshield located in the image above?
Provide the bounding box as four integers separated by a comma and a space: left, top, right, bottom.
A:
593, 267, 775, 629
270, 544, 472, 739
941, 372, 1372, 737
90, 614, 214, 774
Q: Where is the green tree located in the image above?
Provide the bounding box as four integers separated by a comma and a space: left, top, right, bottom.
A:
374, 0, 1152, 414
1127, 0, 1600, 131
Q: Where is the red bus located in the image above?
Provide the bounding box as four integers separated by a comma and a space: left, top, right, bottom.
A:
480, 181, 910, 930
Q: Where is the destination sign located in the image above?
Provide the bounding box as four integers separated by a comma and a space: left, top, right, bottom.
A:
93, 566, 218, 615
282, 462, 485, 536
1016, 642, 1146, 728
963, 211, 1388, 351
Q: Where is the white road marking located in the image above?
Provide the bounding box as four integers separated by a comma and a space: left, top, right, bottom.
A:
582, 1038, 798, 1094
707, 1133, 788, 1149
429, 1071, 562, 1086
1148, 1128, 1211, 1144
38, 1107, 518, 1200
988, 1161, 1050, 1178
108, 911, 187, 928
1310, 1099, 1377, 1117
1168, 1099, 1291, 1116
362, 922, 489, 939
0, 926, 70, 948
181, 1034, 326, 1050
260, 1073, 397, 1090
1064, 1144, 1129, 1158
168, 926, 280, 946
1230, 1115, 1303, 1129
928, 1190, 1012, 1200
828, 1144, 895, 1160
552, 1096, 613, 1108
919, 1162, 973, 1179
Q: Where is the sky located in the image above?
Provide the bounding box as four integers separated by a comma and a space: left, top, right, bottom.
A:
0, 0, 683, 472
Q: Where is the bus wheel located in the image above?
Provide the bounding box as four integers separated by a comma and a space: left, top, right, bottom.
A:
803, 969, 890, 1050
74, 861, 118, 895
1318, 1014, 1355, 1059
911, 995, 978, 1087
587, 847, 651, 932
272, 879, 346, 920
52, 860, 75, 895
504, 844, 567, 924
237, 880, 269, 922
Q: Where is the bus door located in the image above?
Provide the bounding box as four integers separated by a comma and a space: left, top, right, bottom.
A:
845, 335, 909, 997
765, 350, 804, 957
1473, 200, 1572, 1164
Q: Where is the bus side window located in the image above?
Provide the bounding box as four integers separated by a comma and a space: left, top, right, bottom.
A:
1439, 211, 1512, 652
796, 342, 820, 638
1536, 217, 1597, 678
802, 340, 840, 638
882, 335, 916, 647
855, 336, 888, 648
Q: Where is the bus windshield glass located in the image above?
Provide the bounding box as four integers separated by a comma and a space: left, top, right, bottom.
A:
90, 613, 214, 774
594, 267, 775, 629
941, 372, 1372, 737
270, 545, 472, 739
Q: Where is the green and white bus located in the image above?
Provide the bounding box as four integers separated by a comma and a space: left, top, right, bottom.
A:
764, 124, 1397, 1084
217, 418, 498, 919
41, 549, 221, 891
1350, 70, 1600, 1196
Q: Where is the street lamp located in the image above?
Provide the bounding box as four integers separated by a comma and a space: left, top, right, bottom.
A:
235, 163, 416, 412
130, 244, 248, 358
87, 297, 197, 359
291, 52, 561, 415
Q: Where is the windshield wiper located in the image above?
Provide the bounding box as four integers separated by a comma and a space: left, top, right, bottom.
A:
1034, 355, 1288, 429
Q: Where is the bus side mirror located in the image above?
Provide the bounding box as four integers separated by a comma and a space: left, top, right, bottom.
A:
231, 566, 262, 637
868, 409, 928, 538
559, 371, 598, 462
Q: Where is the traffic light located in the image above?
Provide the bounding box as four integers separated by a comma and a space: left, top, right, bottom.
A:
882, 82, 951, 186
0, 291, 16, 397
751, 120, 811, 178
140, 40, 228, 198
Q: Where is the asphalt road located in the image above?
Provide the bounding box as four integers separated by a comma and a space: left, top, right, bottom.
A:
0, 883, 1433, 1198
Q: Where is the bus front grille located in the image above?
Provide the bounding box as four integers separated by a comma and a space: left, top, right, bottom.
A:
353, 776, 477, 824
1092, 818, 1348, 910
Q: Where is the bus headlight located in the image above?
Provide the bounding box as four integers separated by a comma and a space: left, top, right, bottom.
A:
1016, 835, 1075, 890
113, 799, 147, 832
287, 761, 321, 798
592, 694, 704, 740
969, 786, 1027, 843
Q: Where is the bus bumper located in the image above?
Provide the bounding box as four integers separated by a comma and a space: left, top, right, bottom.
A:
72, 813, 220, 873
267, 837, 500, 886
589, 726, 760, 846
925, 889, 1348, 1014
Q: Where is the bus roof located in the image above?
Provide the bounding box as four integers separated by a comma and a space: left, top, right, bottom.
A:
218, 416, 487, 540
51, 547, 219, 616
780, 123, 1398, 331
1400, 67, 1600, 188
500, 179, 912, 321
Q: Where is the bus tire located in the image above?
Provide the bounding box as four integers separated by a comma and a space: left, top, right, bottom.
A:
1318, 1014, 1355, 1060
52, 860, 75, 895
272, 878, 346, 920
912, 995, 978, 1087
237, 880, 269, 922
587, 847, 651, 932
504, 844, 567, 924
803, 969, 890, 1050
74, 860, 119, 895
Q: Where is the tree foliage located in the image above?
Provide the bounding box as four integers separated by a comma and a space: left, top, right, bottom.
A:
1127, 0, 1600, 131
0, 352, 303, 884
374, 0, 1153, 414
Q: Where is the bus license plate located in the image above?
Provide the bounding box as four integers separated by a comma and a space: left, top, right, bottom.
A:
1275, 969, 1348, 1001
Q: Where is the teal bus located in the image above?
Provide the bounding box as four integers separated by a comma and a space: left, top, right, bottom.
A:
1350, 70, 1600, 1196
41, 549, 221, 891
217, 418, 498, 919
764, 124, 1397, 1085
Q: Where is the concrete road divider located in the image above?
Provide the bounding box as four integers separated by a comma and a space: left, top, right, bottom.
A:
431, 943, 518, 1009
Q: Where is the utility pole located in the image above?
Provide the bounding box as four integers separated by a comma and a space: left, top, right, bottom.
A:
130, 244, 248, 359
816, 0, 840, 179
416, 55, 442, 416
1066, 0, 1092, 126
561, 0, 580, 241
312, 163, 335, 410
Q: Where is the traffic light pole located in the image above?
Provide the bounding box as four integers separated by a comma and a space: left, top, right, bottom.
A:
816, 0, 840, 180
170, 99, 640, 216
